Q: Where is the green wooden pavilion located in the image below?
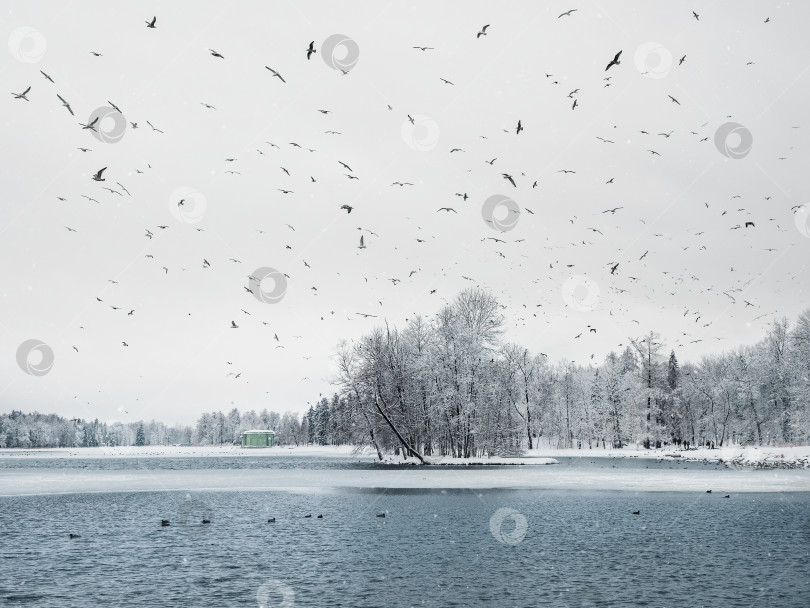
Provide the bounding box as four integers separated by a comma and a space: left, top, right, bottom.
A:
240, 429, 276, 447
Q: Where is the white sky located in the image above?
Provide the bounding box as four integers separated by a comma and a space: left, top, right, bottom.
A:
1, 1, 808, 425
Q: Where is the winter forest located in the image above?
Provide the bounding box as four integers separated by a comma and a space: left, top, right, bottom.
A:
3, 288, 809, 456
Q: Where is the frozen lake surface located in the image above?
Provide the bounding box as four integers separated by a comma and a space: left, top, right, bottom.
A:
2, 454, 809, 607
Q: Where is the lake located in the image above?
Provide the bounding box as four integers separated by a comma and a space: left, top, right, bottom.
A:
2, 455, 809, 607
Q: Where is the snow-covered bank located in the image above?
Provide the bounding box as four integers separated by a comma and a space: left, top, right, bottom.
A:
379, 454, 558, 466
523, 445, 810, 469
1, 444, 808, 469
0, 445, 367, 459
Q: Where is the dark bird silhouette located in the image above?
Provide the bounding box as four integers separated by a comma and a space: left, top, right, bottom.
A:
209, 49, 224, 59
502, 173, 516, 187
306, 41, 316, 60
558, 9, 577, 18
69, 533, 81, 539
605, 50, 622, 71
632, 510, 640, 515
40, 70, 54, 83
692, 11, 699, 21
145, 16, 157, 28
57, 94, 74, 115
376, 513, 386, 518
265, 66, 286, 83
745, 221, 755, 228
668, 94, 681, 105
340, 204, 353, 214
437, 207, 457, 213
358, 235, 366, 249
92, 167, 107, 182
267, 518, 276, 523
161, 520, 170, 526
516, 120, 523, 134
477, 24, 490, 38
12, 86, 31, 101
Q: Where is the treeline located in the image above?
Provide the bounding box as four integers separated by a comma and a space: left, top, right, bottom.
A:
327, 289, 810, 460
0, 408, 311, 449
0, 412, 192, 449
3, 289, 808, 455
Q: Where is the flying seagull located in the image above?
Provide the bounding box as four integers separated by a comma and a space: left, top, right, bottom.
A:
11, 86, 31, 101
605, 50, 622, 71
57, 94, 74, 115
40, 70, 54, 83
92, 167, 107, 181
209, 49, 224, 58
502, 173, 516, 187
265, 66, 286, 82
306, 41, 316, 60
340, 205, 353, 214
145, 16, 156, 28
516, 120, 523, 134
558, 9, 577, 18
477, 24, 490, 38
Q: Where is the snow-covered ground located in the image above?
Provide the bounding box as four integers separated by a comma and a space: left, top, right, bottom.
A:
1, 444, 808, 468
0, 444, 366, 459
524, 444, 810, 469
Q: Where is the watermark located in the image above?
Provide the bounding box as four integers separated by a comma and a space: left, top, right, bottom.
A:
169, 187, 207, 224
321, 34, 359, 72
714, 122, 753, 159
249, 267, 287, 304
8, 26, 47, 63
256, 579, 295, 608
489, 507, 528, 545
482, 195, 520, 232
401, 114, 440, 152
16, 339, 54, 376
87, 106, 127, 144
634, 42, 673, 79
561, 275, 601, 312
793, 205, 809, 238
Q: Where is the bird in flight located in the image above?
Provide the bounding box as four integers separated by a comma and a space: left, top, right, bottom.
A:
692, 11, 699, 21
502, 173, 516, 187
605, 51, 622, 71
668, 94, 681, 105
81, 117, 99, 131
437, 207, 457, 213
92, 167, 107, 182
340, 205, 353, 214
516, 120, 523, 134
306, 41, 316, 60
12, 86, 31, 101
358, 235, 366, 249
209, 49, 224, 58
57, 94, 74, 115
440, 78, 454, 85
413, 46, 434, 51
477, 24, 490, 38
145, 16, 157, 28
265, 66, 286, 83
40, 70, 54, 83
559, 9, 577, 18
679, 55, 686, 65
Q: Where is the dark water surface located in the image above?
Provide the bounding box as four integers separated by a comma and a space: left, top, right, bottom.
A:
2, 457, 808, 607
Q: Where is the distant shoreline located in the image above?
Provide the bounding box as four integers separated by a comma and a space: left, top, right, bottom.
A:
0, 444, 807, 469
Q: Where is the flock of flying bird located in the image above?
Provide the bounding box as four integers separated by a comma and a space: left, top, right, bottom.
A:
7, 7, 804, 409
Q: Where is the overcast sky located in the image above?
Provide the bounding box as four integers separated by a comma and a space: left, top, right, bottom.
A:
1, 1, 808, 425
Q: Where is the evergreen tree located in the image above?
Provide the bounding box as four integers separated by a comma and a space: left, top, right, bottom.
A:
135, 424, 146, 446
